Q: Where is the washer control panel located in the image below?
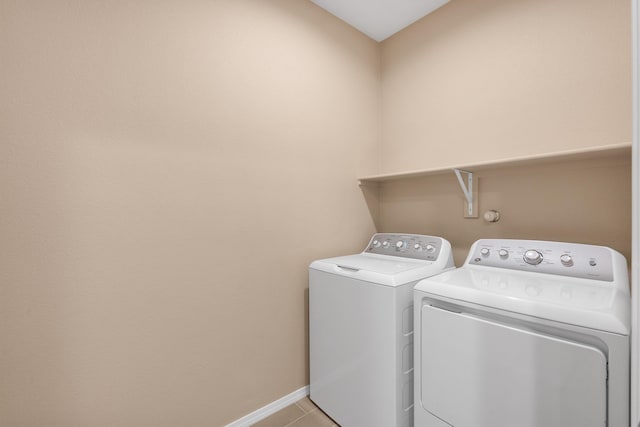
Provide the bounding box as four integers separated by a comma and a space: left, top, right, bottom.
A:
468, 239, 615, 282
365, 233, 443, 261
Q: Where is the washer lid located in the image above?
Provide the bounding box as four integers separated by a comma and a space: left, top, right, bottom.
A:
415, 266, 631, 334
310, 253, 447, 287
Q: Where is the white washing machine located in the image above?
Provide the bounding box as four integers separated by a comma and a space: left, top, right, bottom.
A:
310, 233, 454, 427
414, 239, 631, 427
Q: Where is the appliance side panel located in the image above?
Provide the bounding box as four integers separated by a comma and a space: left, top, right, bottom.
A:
309, 269, 397, 427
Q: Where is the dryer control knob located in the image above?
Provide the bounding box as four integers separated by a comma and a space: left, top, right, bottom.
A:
396, 240, 406, 250
498, 249, 509, 259
480, 248, 490, 257
560, 254, 574, 267
425, 244, 436, 253
524, 250, 543, 265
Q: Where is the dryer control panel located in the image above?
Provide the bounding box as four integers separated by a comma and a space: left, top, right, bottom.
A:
364, 233, 443, 261
468, 239, 616, 282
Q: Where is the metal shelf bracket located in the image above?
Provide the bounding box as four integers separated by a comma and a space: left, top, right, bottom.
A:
453, 168, 478, 218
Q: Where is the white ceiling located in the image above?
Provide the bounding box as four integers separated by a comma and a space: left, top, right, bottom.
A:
310, 0, 451, 42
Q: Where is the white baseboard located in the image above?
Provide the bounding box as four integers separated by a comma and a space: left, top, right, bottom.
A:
224, 385, 310, 427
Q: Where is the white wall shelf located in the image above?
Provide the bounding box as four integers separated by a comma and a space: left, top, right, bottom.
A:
358, 142, 631, 184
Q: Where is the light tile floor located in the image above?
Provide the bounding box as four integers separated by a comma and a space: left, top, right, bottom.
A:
250, 397, 339, 427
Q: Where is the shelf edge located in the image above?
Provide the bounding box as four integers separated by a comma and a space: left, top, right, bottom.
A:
358, 142, 632, 183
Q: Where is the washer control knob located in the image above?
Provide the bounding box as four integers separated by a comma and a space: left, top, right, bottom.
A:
425, 244, 436, 253
560, 254, 573, 267
396, 240, 406, 250
414, 243, 422, 250
372, 240, 381, 248
524, 250, 543, 265
498, 249, 509, 259
382, 240, 390, 248
480, 248, 490, 257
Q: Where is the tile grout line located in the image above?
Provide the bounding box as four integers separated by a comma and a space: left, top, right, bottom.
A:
282, 408, 319, 427
294, 400, 315, 414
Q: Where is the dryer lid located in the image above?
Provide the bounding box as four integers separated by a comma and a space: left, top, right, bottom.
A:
415, 266, 631, 334
419, 304, 607, 427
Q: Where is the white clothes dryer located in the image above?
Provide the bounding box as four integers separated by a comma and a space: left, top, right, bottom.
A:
414, 239, 630, 427
310, 233, 454, 427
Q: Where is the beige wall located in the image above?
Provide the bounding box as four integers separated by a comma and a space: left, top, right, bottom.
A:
380, 0, 631, 173
0, 1, 379, 426
377, 0, 632, 265
1, 0, 633, 425
378, 154, 631, 267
